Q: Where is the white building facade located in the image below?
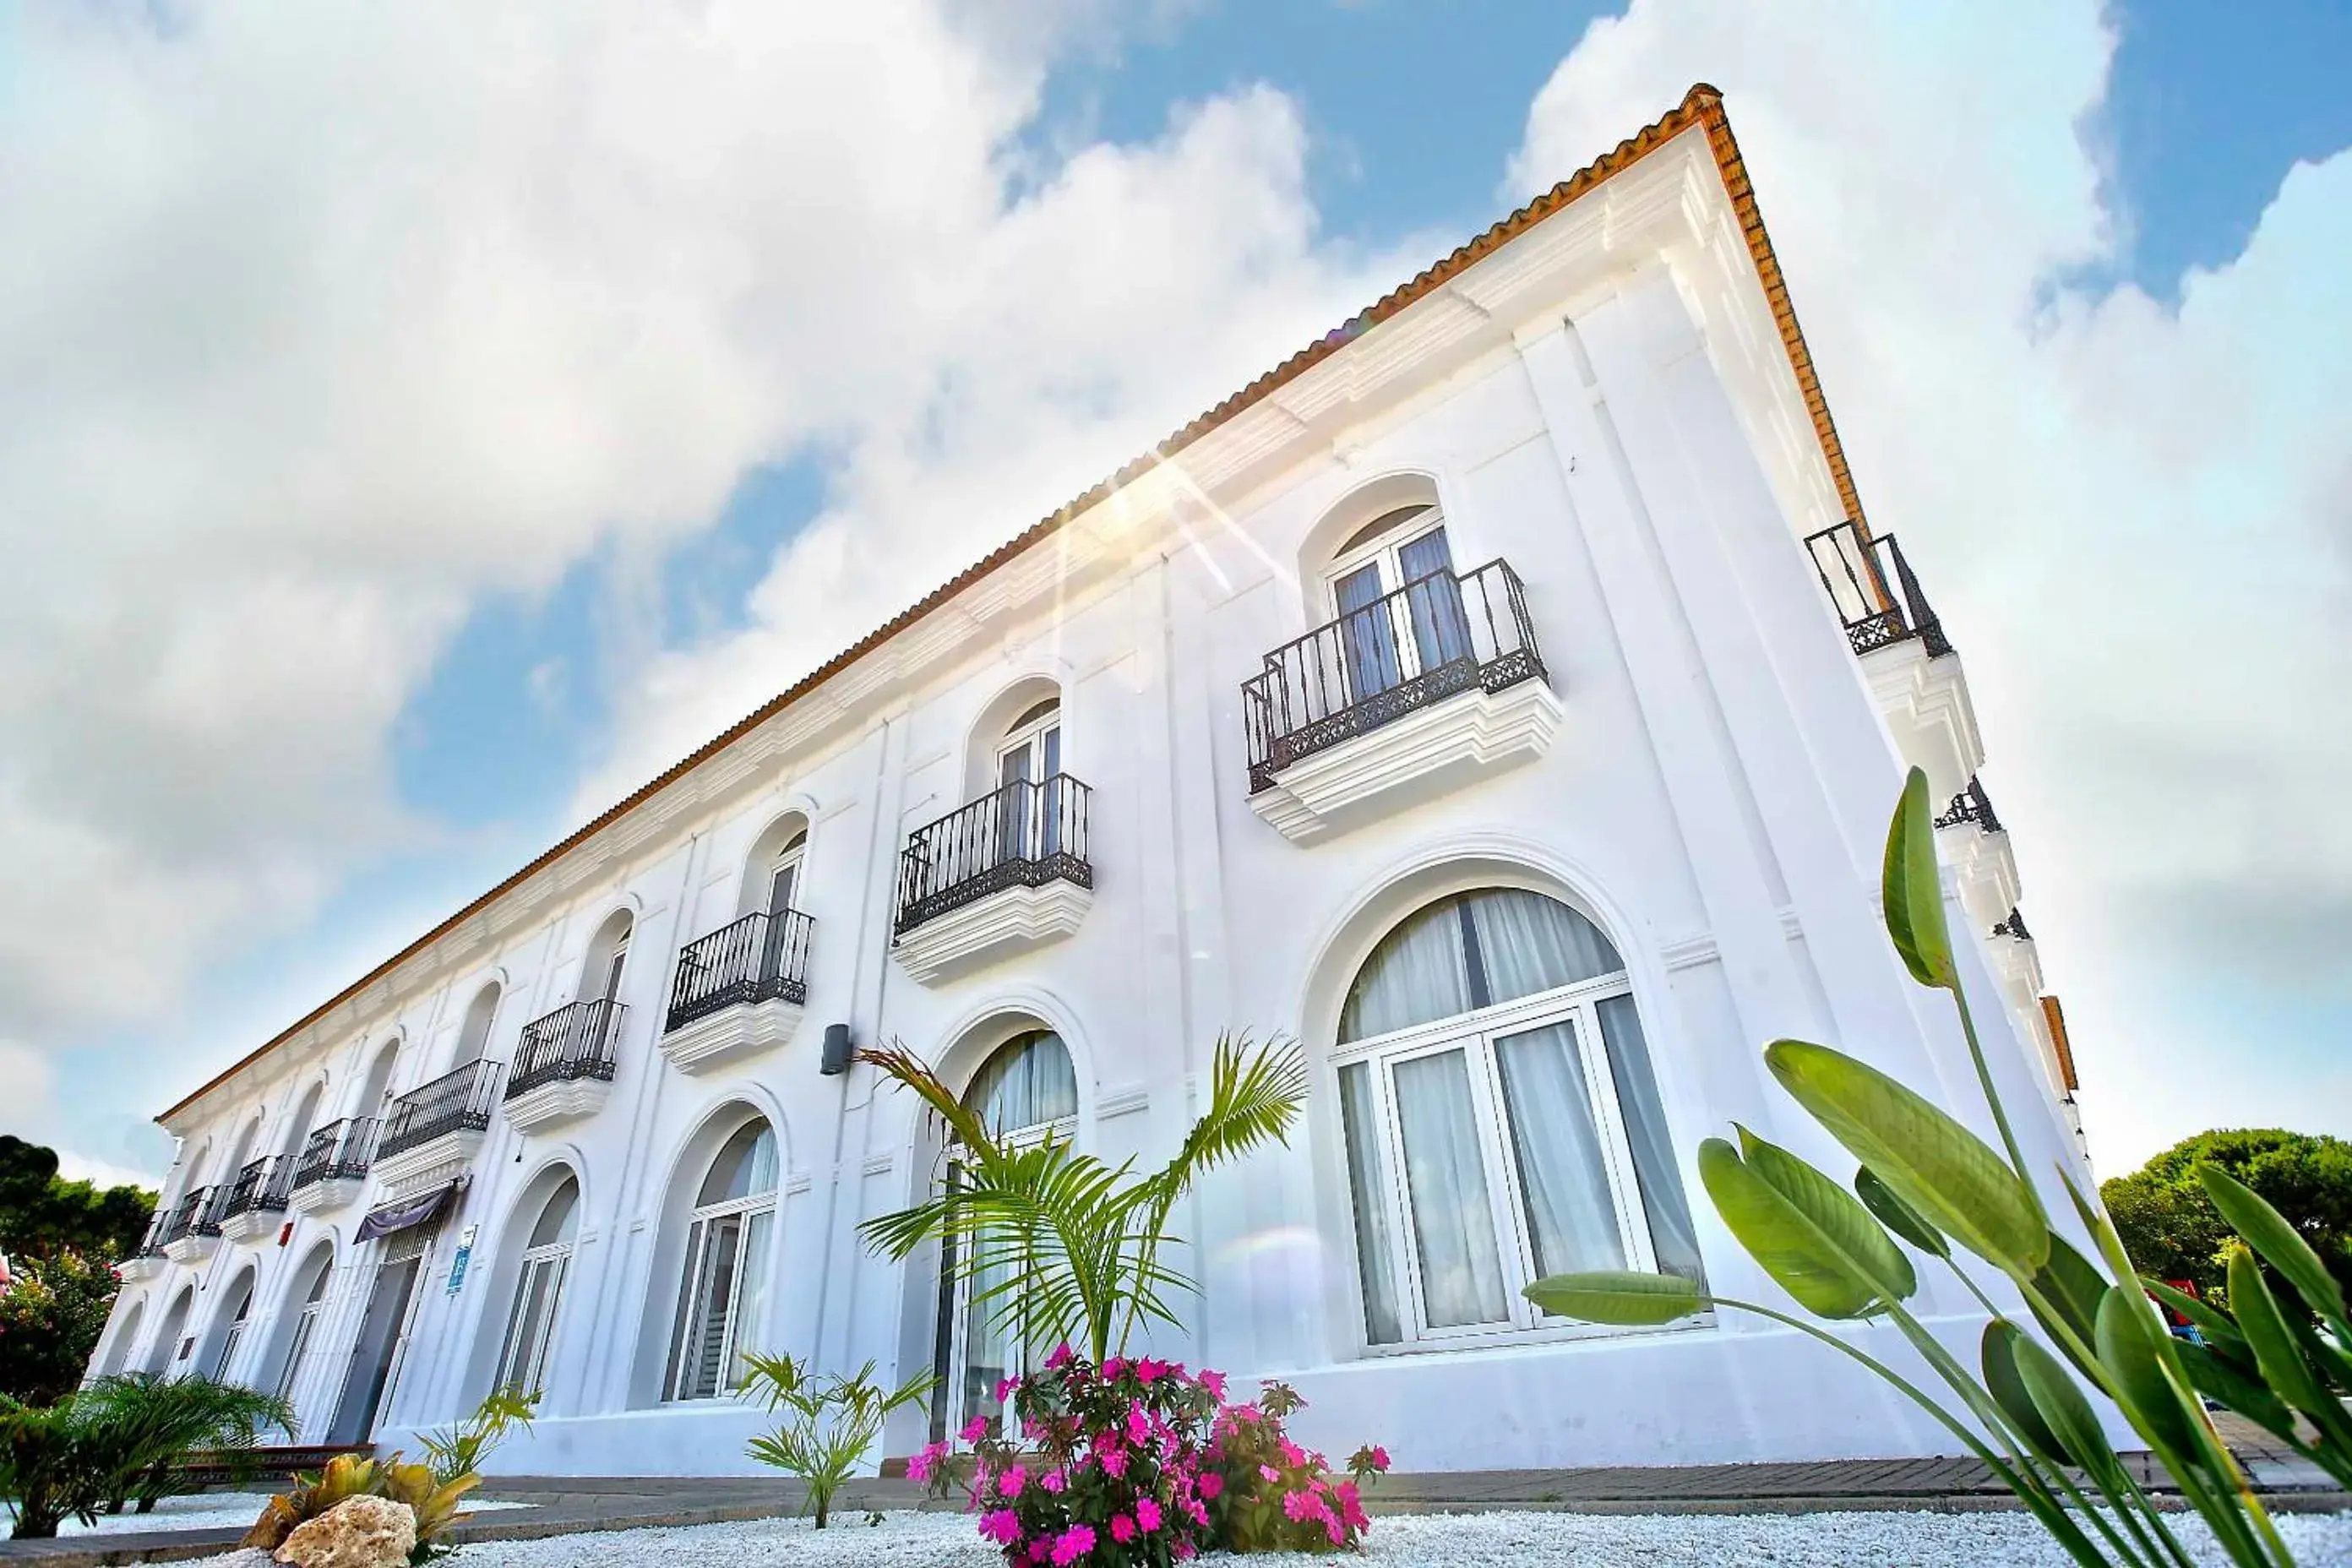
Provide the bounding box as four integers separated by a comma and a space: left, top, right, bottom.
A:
88, 87, 2089, 1478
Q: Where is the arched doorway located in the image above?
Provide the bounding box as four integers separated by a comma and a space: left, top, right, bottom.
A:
661, 1119, 779, 1402
490, 1175, 580, 1399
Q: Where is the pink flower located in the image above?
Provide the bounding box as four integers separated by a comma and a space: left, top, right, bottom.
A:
1196, 1472, 1224, 1500
995, 1376, 1018, 1403
1049, 1525, 1096, 1565
1277, 1438, 1306, 1467
961, 1417, 988, 1442
1027, 1540, 1050, 1565
1199, 1369, 1227, 1401
1044, 1342, 1074, 1370
1336, 1481, 1369, 1529
906, 1440, 950, 1483
978, 1510, 1021, 1545
1125, 1404, 1151, 1445
1039, 1468, 1065, 1494
1135, 1496, 1162, 1533
1135, 1357, 1167, 1385
1109, 1515, 1136, 1544
1101, 1356, 1124, 1380
1099, 1447, 1129, 1479
1326, 1514, 1347, 1546
1369, 1445, 1391, 1472
1260, 1464, 1281, 1484
999, 1464, 1028, 1497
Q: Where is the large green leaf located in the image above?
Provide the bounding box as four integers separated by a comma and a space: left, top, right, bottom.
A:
2175, 1339, 2299, 1443
1981, 1321, 2068, 1465
1881, 766, 1956, 989
1523, 1270, 1704, 1327
2227, 1249, 2341, 1436
2093, 1284, 2205, 1467
2142, 1279, 2252, 1371
2010, 1325, 2126, 1487
2027, 1232, 2112, 1377
1737, 1129, 1916, 1303
1765, 1040, 2048, 1276
1698, 1137, 1879, 1319
2199, 1164, 2351, 1330
1856, 1166, 1948, 1259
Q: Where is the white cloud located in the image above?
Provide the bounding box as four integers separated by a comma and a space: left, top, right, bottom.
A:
1513, 1, 2352, 1170
0, 2, 1382, 1154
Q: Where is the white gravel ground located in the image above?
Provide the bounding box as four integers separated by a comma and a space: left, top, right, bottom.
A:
182, 1505, 2352, 1567
28, 1493, 534, 1538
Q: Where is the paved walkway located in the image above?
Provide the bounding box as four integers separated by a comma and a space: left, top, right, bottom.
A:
6, 1417, 2341, 1565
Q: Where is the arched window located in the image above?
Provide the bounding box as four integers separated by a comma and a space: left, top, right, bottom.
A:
994, 698, 1064, 862
454, 984, 500, 1069
210, 1271, 256, 1382
101, 1298, 146, 1376
1321, 502, 1470, 704
939, 1030, 1077, 1435
493, 1177, 579, 1398
357, 1042, 400, 1119
582, 912, 633, 1006
147, 1286, 194, 1375
662, 1120, 778, 1402
1333, 889, 1699, 1349
280, 1081, 326, 1161
275, 1246, 334, 1402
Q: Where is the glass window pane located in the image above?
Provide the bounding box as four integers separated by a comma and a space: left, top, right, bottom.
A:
1465, 890, 1625, 1004
964, 1032, 1077, 1135
1494, 1021, 1626, 1278
727, 1209, 775, 1391
1597, 994, 1705, 1282
1390, 1049, 1510, 1329
498, 1260, 555, 1395
1337, 1063, 1403, 1345
528, 1180, 580, 1249
698, 1122, 779, 1205
1339, 901, 1473, 1043
1334, 560, 1402, 700
959, 1245, 1014, 1430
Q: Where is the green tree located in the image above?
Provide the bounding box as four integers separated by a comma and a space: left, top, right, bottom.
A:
0, 1250, 120, 1405
2101, 1129, 2352, 1304
0, 1138, 155, 1263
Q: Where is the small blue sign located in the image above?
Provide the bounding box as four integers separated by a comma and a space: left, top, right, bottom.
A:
445, 1244, 472, 1295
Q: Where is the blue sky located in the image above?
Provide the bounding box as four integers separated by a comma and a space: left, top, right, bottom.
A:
6, 0, 2348, 1185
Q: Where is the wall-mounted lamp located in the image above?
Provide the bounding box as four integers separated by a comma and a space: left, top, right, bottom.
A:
820, 1022, 853, 1076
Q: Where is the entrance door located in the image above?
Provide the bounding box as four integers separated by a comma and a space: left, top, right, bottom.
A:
329, 1255, 422, 1445
995, 710, 1061, 863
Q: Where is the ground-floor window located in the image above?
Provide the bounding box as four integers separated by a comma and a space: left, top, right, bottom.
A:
1335, 888, 1701, 1348
664, 1120, 778, 1402
493, 1176, 580, 1398
275, 1251, 332, 1403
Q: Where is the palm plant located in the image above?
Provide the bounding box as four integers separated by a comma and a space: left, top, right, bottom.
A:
1527, 769, 2307, 1566
76, 1373, 295, 1516
859, 1032, 1306, 1365
0, 1393, 108, 1538
740, 1353, 933, 1527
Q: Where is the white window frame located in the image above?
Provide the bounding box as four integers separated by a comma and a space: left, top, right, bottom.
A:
276, 1282, 325, 1403
212, 1288, 253, 1382
663, 1146, 777, 1403
995, 702, 1062, 791
1335, 968, 1690, 1356
766, 832, 807, 918
1321, 507, 1451, 615
493, 1238, 573, 1399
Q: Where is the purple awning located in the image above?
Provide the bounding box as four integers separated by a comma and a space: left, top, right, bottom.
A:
355, 1182, 457, 1243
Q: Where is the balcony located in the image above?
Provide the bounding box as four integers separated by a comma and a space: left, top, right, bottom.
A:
504, 999, 624, 1131
893, 776, 1093, 985
1934, 775, 2020, 941
119, 1217, 166, 1282
662, 909, 812, 1074
1242, 559, 1560, 844
159, 1186, 224, 1266
289, 1118, 378, 1216
373, 1060, 500, 1195
1805, 520, 1980, 798
219, 1155, 295, 1244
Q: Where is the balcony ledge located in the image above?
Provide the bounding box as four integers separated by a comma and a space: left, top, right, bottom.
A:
662, 998, 804, 1075
220, 1209, 282, 1245
893, 881, 1092, 987
1863, 640, 1984, 802
1250, 678, 1563, 845
118, 1253, 166, 1283
161, 1233, 219, 1267
503, 1076, 612, 1134
289, 1177, 365, 1217
373, 1128, 487, 1198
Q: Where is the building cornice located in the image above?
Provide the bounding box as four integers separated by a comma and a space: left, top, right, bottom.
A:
161, 82, 1863, 1127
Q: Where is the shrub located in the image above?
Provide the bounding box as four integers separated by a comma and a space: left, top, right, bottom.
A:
0, 1249, 121, 1406
915, 1350, 1386, 1565
75, 1373, 294, 1516
0, 1393, 109, 1539
416, 1387, 536, 1488
741, 1354, 931, 1528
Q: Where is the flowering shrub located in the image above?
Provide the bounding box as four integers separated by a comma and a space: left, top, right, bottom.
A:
913, 1349, 1388, 1565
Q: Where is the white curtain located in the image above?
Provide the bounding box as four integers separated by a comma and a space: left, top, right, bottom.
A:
967, 1032, 1077, 1134
1469, 890, 1623, 1004
1391, 1049, 1509, 1328
1337, 1063, 1403, 1344
1494, 1021, 1626, 1277
1341, 902, 1473, 1041
1597, 995, 1705, 1281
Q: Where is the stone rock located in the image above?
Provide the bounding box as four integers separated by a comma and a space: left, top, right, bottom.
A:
273, 1494, 418, 1568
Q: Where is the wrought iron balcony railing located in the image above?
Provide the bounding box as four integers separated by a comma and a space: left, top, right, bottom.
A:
1934, 776, 2002, 834
508, 999, 625, 1100
1802, 520, 1952, 659
131, 1214, 166, 1258
220, 1155, 296, 1220
160, 1185, 223, 1245
292, 1118, 378, 1190
378, 1059, 501, 1162
896, 775, 1093, 937
667, 909, 814, 1033
1241, 558, 1545, 794
1994, 906, 2032, 941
